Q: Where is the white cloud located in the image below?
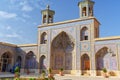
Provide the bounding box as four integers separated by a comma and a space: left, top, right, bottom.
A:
0, 25, 29, 44
8, 0, 53, 12
0, 25, 22, 39
19, 17, 26, 22
19, 0, 26, 6
15, 17, 26, 23
0, 0, 53, 44
0, 11, 17, 19
19, 1, 33, 12
6, 32, 20, 38
33, 22, 37, 25
0, 33, 4, 37
22, 14, 30, 18
9, 0, 16, 4
6, 26, 12, 30
21, 5, 33, 12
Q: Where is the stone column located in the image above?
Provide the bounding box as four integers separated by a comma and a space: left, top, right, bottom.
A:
117, 44, 120, 77
35, 51, 39, 74
20, 55, 25, 74
90, 42, 96, 76
90, 22, 96, 76
76, 26, 81, 76
86, 5, 89, 17
47, 30, 51, 69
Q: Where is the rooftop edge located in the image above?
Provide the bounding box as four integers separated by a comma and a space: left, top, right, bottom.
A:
38, 17, 100, 28
95, 36, 120, 41
17, 44, 38, 47
0, 42, 17, 47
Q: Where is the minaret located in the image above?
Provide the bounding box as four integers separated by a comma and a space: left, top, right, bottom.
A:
78, 0, 95, 18
41, 5, 55, 24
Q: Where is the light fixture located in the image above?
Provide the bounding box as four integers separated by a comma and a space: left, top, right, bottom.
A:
33, 55, 36, 58
108, 48, 116, 57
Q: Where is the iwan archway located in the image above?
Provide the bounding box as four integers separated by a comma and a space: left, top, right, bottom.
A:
0, 52, 13, 72
50, 31, 74, 74
95, 47, 117, 76
25, 51, 36, 73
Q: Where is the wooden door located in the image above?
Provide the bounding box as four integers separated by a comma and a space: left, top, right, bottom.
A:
84, 60, 90, 70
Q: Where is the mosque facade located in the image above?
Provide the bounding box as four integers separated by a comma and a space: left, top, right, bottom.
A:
0, 0, 120, 76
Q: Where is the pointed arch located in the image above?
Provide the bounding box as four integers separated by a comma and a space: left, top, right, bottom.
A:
48, 15, 53, 23
25, 51, 36, 69
1, 52, 13, 72
81, 54, 90, 70
52, 31, 74, 49
81, 54, 90, 75
96, 47, 108, 58
89, 6, 93, 16
81, 27, 88, 41
40, 32, 47, 44
50, 31, 74, 71
43, 15, 47, 23
95, 47, 108, 76
95, 47, 117, 76
39, 55, 47, 73
82, 7, 87, 16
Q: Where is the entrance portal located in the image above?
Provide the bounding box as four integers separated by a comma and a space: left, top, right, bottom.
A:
81, 54, 90, 75
25, 51, 36, 73
0, 52, 12, 72
40, 55, 46, 73
50, 31, 74, 73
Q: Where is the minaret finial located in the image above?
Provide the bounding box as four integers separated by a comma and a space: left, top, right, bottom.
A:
46, 5, 50, 9
41, 5, 55, 24
78, 0, 94, 18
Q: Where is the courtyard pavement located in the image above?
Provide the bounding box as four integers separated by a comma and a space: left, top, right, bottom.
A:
20, 73, 120, 80
54, 75, 120, 80
0, 73, 120, 80
0, 72, 14, 78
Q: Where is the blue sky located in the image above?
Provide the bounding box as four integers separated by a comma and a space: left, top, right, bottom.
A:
0, 0, 120, 44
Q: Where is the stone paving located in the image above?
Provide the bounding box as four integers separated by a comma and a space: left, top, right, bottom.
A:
54, 75, 120, 80
0, 72, 14, 78
0, 73, 120, 80
20, 74, 120, 80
